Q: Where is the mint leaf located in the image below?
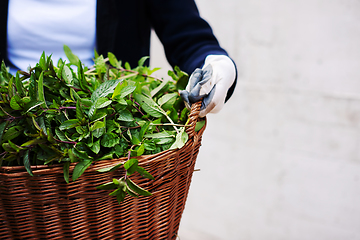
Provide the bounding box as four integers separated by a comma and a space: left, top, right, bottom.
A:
64, 45, 80, 65
91, 79, 122, 103
72, 160, 92, 181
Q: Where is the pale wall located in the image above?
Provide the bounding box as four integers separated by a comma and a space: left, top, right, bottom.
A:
150, 0, 360, 239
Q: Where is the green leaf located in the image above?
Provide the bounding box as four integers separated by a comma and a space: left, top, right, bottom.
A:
62, 65, 73, 85
138, 56, 149, 67
20, 96, 31, 105
119, 85, 136, 98
76, 100, 85, 120
136, 166, 155, 180
24, 101, 44, 113
168, 70, 178, 81
68, 148, 77, 162
63, 161, 70, 183
125, 159, 138, 175
39, 51, 46, 70
101, 133, 119, 148
176, 75, 189, 90
38, 71, 47, 108
127, 187, 139, 198
80, 98, 92, 107
2, 126, 23, 142
180, 107, 190, 122
59, 119, 79, 130
15, 71, 24, 96
88, 104, 96, 118
72, 159, 92, 181
112, 81, 123, 99
57, 59, 66, 79
116, 189, 127, 203
92, 124, 106, 138
90, 139, 101, 154
109, 188, 122, 196
23, 150, 33, 176
10, 95, 22, 110
91, 79, 122, 103
124, 158, 138, 170
97, 162, 123, 173
117, 109, 133, 122
139, 122, 150, 140
169, 127, 188, 150
2, 143, 14, 152
29, 73, 37, 100
158, 93, 178, 108
144, 131, 173, 139
55, 129, 68, 142
91, 111, 107, 123
136, 143, 145, 156
131, 136, 140, 146
95, 97, 112, 109
150, 80, 167, 97
0, 121, 8, 144
195, 120, 206, 132
77, 60, 87, 90
7, 76, 15, 99
168, 107, 179, 123
144, 141, 156, 151
158, 93, 178, 106
90, 121, 105, 132
96, 153, 114, 161
154, 137, 174, 145
126, 178, 152, 196
133, 93, 162, 118
8, 140, 25, 152
94, 55, 107, 73
64, 45, 80, 65
73, 145, 93, 160
70, 88, 81, 102
21, 138, 47, 147
96, 181, 118, 190
94, 48, 100, 59
108, 52, 120, 68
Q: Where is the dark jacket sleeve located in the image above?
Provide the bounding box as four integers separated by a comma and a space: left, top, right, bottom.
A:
146, 0, 227, 72
146, 0, 236, 101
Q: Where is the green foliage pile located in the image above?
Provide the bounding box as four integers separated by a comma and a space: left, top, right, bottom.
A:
0, 47, 191, 202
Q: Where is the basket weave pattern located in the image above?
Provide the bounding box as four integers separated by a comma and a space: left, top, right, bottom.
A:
0, 102, 205, 240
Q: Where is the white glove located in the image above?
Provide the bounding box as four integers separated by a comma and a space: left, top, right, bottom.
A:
180, 55, 236, 118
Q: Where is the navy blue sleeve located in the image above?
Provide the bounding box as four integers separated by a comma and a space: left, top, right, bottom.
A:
147, 0, 236, 101
147, 0, 228, 73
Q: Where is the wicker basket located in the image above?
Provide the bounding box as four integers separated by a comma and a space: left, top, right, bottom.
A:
0, 102, 205, 240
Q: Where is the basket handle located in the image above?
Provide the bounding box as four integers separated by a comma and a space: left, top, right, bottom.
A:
185, 101, 202, 137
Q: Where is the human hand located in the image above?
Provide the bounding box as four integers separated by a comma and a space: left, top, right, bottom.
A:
179, 55, 236, 118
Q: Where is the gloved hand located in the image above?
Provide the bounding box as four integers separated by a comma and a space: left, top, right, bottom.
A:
180, 55, 236, 118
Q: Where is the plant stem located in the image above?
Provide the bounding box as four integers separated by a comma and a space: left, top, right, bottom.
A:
150, 123, 189, 127
134, 101, 159, 132
0, 105, 15, 119
54, 138, 77, 145
154, 106, 179, 134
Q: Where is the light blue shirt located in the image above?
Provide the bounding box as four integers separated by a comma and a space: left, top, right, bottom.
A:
7, 0, 97, 74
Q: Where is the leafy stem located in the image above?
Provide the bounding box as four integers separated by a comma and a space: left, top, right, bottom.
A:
152, 105, 179, 134
54, 138, 77, 145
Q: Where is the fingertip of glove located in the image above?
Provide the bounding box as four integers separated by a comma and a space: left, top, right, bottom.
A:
179, 90, 192, 109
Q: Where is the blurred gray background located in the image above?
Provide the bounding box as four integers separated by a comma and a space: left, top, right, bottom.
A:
150, 0, 360, 239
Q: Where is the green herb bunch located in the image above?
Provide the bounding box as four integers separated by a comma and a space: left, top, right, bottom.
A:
0, 46, 191, 202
